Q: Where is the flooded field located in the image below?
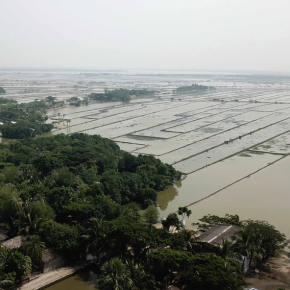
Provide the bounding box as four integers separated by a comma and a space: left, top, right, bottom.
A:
1, 70, 290, 236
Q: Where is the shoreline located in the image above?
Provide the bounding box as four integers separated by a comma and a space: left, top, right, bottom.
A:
19, 261, 92, 290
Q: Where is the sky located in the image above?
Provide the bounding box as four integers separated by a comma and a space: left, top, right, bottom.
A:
0, 0, 289, 72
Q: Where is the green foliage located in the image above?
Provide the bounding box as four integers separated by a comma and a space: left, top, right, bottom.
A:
175, 83, 215, 93
40, 221, 80, 259
89, 88, 155, 102
0, 99, 54, 139
21, 235, 45, 267
234, 220, 285, 268
0, 86, 6, 94
162, 213, 180, 230
180, 253, 245, 290
5, 251, 32, 283
178, 206, 192, 219
196, 214, 242, 230
143, 205, 159, 224
97, 257, 134, 290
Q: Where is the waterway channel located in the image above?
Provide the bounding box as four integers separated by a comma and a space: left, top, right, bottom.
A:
44, 268, 98, 290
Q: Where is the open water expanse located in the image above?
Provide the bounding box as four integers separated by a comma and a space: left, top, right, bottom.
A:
2, 70, 290, 289
1, 71, 290, 237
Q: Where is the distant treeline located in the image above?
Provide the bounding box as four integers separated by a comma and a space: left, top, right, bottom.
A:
175, 83, 215, 93
89, 88, 155, 102
0, 86, 6, 94
0, 97, 53, 139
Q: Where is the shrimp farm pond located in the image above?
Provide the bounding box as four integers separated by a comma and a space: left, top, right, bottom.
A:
1, 70, 290, 237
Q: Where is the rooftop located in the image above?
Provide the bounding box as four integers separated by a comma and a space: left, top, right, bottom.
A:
199, 224, 238, 245
42, 248, 61, 264
2, 235, 24, 249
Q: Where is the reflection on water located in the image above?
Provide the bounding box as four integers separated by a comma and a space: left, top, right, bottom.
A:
158, 154, 290, 238
157, 184, 179, 210
44, 268, 98, 290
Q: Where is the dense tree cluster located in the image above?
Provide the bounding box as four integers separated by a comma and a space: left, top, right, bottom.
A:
89, 88, 155, 102
0, 133, 285, 289
0, 87, 5, 94
175, 83, 215, 93
0, 98, 53, 139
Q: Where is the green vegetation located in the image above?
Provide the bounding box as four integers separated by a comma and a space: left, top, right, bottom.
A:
0, 98, 53, 139
0, 86, 6, 94
175, 83, 215, 93
0, 133, 285, 289
89, 88, 155, 102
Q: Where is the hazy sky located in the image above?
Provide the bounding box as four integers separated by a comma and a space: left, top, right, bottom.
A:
0, 0, 289, 71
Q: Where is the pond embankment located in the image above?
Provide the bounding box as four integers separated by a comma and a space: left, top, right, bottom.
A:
19, 262, 91, 290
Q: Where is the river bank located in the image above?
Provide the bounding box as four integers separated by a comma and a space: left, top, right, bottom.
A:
19, 262, 92, 290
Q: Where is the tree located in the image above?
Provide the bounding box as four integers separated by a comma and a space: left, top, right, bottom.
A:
21, 235, 45, 267
178, 206, 192, 220
162, 213, 180, 230
143, 205, 159, 224
220, 239, 239, 268
0, 86, 6, 94
197, 214, 241, 230
233, 220, 285, 268
82, 218, 107, 259
97, 258, 134, 290
149, 248, 195, 284
45, 96, 56, 105
39, 221, 80, 260
180, 253, 245, 290
5, 251, 32, 283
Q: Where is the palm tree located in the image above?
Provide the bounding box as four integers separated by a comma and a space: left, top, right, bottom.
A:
97, 258, 133, 290
233, 228, 255, 269
220, 239, 239, 268
18, 207, 43, 236
21, 235, 46, 267
126, 260, 160, 290
8, 196, 23, 217
82, 218, 107, 259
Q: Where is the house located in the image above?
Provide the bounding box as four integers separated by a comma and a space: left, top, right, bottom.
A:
42, 248, 64, 273
198, 224, 249, 272
198, 224, 238, 245
2, 235, 24, 249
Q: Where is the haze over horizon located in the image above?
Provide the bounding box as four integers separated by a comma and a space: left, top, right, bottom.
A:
1, 0, 289, 72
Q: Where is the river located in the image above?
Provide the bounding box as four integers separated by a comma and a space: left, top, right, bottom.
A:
44, 268, 98, 290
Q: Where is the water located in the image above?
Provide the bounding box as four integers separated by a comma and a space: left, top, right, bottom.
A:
44, 268, 98, 290
158, 153, 290, 237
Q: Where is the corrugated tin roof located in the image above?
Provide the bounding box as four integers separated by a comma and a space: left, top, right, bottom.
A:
199, 224, 238, 245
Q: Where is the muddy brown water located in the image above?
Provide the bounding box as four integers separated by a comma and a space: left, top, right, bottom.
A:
44, 268, 98, 290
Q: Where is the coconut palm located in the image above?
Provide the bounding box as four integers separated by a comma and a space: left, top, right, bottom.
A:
21, 235, 45, 267
97, 258, 133, 290
126, 259, 160, 290
82, 217, 107, 259
233, 228, 255, 269
220, 239, 239, 268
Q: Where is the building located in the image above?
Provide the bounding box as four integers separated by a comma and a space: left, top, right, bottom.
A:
198, 224, 238, 245
198, 224, 249, 272
2, 235, 24, 249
